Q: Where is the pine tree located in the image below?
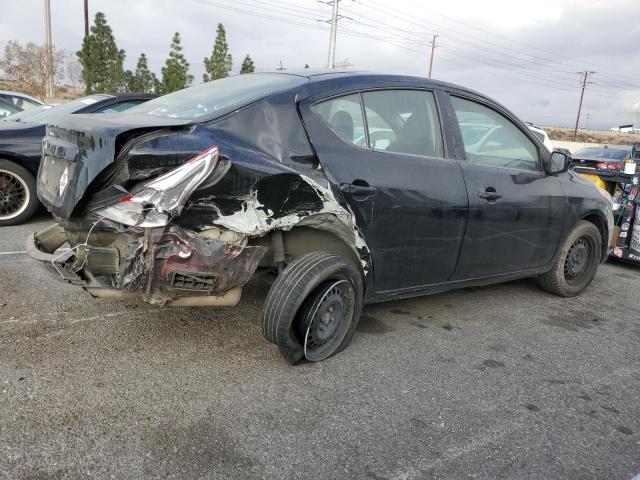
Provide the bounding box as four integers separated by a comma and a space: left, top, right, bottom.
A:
239, 54, 255, 74
203, 23, 233, 81
125, 53, 158, 92
76, 12, 125, 93
160, 32, 192, 94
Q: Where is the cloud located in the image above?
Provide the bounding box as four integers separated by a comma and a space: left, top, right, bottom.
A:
1, 0, 638, 129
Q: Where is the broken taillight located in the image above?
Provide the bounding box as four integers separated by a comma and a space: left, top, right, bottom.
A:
96, 145, 219, 227
596, 162, 622, 171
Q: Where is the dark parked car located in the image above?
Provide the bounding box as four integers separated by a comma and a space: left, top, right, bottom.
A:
571, 146, 631, 171
28, 72, 613, 364
0, 93, 156, 225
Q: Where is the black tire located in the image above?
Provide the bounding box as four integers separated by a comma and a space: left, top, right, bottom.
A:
0, 159, 39, 226
538, 221, 602, 297
262, 252, 364, 364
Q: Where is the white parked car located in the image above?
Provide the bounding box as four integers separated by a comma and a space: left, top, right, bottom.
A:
526, 123, 553, 152
0, 90, 43, 112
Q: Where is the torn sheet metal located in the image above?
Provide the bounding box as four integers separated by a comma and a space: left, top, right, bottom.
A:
31, 219, 266, 305
185, 172, 372, 274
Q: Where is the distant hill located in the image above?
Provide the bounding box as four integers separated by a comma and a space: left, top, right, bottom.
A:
543, 126, 640, 145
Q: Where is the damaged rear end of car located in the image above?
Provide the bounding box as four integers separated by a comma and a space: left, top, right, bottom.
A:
31, 135, 262, 306
28, 73, 369, 334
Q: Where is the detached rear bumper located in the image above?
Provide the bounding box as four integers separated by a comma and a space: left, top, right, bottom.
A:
27, 222, 267, 306
27, 224, 86, 285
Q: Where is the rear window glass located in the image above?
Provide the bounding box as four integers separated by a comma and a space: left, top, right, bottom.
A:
574, 148, 628, 160
13, 95, 112, 123
312, 94, 366, 146
123, 73, 307, 120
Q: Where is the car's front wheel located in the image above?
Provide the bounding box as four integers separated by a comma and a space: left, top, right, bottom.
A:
0, 160, 39, 226
262, 252, 364, 364
538, 220, 602, 297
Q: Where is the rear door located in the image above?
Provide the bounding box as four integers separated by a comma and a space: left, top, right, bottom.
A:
299, 88, 468, 293
445, 94, 565, 279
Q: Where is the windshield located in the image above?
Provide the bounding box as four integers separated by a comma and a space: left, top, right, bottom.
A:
123, 73, 307, 120
574, 147, 629, 161
8, 95, 112, 124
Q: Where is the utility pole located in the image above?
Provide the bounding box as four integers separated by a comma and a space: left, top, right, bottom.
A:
327, 0, 339, 69
573, 71, 595, 141
276, 60, 286, 71
428, 34, 438, 78
43, 0, 55, 99
585, 113, 591, 130
84, 0, 89, 37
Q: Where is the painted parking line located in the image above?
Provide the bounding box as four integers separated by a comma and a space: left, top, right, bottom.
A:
0, 250, 27, 255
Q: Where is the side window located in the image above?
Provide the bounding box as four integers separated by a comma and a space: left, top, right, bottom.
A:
362, 90, 444, 158
312, 94, 366, 146
450, 96, 540, 172
0, 104, 14, 118
96, 100, 146, 113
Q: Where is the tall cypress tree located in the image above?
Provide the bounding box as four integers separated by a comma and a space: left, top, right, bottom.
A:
125, 53, 158, 92
160, 32, 192, 94
203, 23, 232, 81
76, 12, 125, 93
239, 54, 255, 74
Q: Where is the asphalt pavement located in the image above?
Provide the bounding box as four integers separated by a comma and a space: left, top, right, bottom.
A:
1, 213, 639, 479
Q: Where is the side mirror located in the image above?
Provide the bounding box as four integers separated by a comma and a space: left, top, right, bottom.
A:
548, 151, 572, 174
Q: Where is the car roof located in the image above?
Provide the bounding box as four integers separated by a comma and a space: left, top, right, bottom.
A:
260, 70, 487, 97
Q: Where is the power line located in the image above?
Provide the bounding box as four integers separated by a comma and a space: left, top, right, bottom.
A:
359, 0, 640, 83
185, 0, 639, 105
341, 2, 640, 95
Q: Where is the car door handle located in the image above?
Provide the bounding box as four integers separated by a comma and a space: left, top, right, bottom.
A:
478, 189, 502, 201
340, 183, 377, 197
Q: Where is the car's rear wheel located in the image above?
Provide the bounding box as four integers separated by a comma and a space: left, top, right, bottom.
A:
262, 252, 363, 364
0, 160, 39, 226
538, 221, 602, 297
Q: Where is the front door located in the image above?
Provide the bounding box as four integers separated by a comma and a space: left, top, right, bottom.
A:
446, 94, 565, 279
300, 88, 469, 293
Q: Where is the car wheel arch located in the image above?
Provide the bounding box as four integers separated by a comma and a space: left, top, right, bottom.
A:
254, 222, 371, 294
580, 212, 609, 262
0, 153, 37, 176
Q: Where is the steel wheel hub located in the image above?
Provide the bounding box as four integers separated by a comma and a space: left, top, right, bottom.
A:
314, 291, 344, 341
298, 279, 355, 362
564, 237, 590, 283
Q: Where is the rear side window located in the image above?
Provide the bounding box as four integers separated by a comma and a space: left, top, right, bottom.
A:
312, 89, 444, 158
362, 90, 443, 158
312, 94, 366, 146
96, 100, 146, 113
451, 96, 540, 172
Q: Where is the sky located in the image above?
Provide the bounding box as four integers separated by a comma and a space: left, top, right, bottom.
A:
1, 0, 639, 129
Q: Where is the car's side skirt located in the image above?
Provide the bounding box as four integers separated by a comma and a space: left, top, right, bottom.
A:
364, 266, 550, 305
